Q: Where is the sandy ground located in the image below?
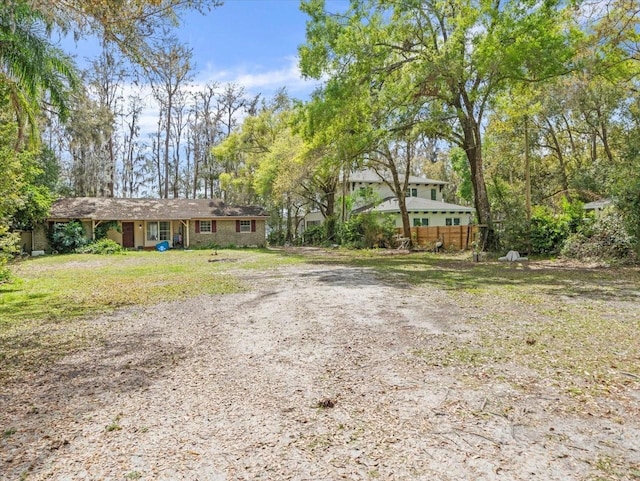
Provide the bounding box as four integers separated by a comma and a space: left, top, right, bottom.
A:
1, 260, 639, 480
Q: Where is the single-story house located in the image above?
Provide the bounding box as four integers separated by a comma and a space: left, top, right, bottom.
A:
32, 197, 269, 252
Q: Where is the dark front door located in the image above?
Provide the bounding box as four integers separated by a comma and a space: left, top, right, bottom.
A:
122, 222, 134, 248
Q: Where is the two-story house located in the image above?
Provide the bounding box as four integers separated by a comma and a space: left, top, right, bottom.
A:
304, 169, 475, 229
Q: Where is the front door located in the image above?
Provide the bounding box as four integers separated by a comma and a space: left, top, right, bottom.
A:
122, 222, 134, 248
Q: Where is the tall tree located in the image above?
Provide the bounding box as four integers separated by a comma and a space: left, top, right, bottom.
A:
148, 35, 192, 198
85, 42, 128, 197
300, 0, 578, 248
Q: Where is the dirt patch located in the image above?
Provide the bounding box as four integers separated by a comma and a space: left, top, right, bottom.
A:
1, 260, 638, 480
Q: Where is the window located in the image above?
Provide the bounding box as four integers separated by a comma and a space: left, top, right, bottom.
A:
431, 188, 437, 200
413, 218, 429, 227
406, 188, 418, 197
200, 220, 212, 233
146, 221, 170, 241
445, 218, 452, 226
445, 218, 460, 226
239, 220, 251, 233
453, 218, 461, 226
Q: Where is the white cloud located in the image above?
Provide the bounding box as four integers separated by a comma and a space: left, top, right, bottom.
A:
112, 56, 323, 141
197, 56, 321, 98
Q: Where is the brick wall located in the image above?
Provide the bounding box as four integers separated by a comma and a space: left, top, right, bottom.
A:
188, 219, 266, 248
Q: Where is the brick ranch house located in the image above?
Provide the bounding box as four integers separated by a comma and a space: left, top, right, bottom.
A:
32, 197, 269, 252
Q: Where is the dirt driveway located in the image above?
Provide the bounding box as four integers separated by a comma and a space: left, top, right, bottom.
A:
1, 257, 639, 480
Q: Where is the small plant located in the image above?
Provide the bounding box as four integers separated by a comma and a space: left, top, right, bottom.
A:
316, 397, 336, 409
124, 471, 142, 480
105, 415, 122, 432
3, 427, 17, 437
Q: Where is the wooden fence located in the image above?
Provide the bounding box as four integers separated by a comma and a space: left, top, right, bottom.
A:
396, 225, 479, 250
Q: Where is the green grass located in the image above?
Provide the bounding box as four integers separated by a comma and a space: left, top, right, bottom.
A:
0, 249, 299, 325
0, 248, 301, 381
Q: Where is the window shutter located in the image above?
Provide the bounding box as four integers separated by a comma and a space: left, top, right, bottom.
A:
251, 220, 256, 232
212, 220, 217, 233
195, 220, 200, 233
236, 220, 240, 232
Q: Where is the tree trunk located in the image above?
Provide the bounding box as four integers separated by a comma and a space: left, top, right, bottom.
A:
461, 119, 496, 250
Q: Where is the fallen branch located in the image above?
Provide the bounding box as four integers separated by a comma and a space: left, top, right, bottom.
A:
453, 428, 503, 446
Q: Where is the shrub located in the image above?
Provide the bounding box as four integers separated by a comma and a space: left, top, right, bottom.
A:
76, 238, 126, 255
341, 213, 395, 249
529, 206, 571, 254
49, 220, 88, 253
561, 208, 636, 264
301, 223, 326, 246
267, 229, 286, 246
496, 199, 585, 255
0, 227, 20, 283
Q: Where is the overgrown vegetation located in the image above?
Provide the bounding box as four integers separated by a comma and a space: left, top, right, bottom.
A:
0, 228, 19, 283
340, 213, 396, 249
562, 208, 637, 264
76, 238, 125, 255
48, 221, 88, 253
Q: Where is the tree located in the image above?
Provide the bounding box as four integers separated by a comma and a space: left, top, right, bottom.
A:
85, 42, 129, 197
62, 90, 114, 196
148, 35, 193, 198
20, 0, 221, 65
300, 0, 578, 248
0, 0, 78, 146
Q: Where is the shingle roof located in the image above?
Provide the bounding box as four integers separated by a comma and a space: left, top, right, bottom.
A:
370, 196, 475, 214
48, 197, 269, 221
583, 198, 613, 210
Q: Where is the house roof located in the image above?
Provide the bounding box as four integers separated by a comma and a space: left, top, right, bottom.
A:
583, 198, 613, 210
48, 197, 269, 221
345, 169, 447, 186
369, 196, 475, 214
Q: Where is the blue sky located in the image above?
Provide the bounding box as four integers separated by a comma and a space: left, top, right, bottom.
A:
60, 1, 350, 135
62, 0, 326, 101
179, 0, 320, 99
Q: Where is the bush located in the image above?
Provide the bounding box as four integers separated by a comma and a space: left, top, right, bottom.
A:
301, 223, 326, 246
267, 229, 286, 246
561, 208, 636, 264
76, 238, 126, 255
496, 199, 584, 255
0, 227, 20, 283
341, 213, 395, 249
48, 220, 88, 253
529, 206, 571, 254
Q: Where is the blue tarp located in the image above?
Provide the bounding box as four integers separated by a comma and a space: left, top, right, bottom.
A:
156, 241, 169, 252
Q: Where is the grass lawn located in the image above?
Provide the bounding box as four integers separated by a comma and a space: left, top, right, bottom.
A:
0, 248, 300, 381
